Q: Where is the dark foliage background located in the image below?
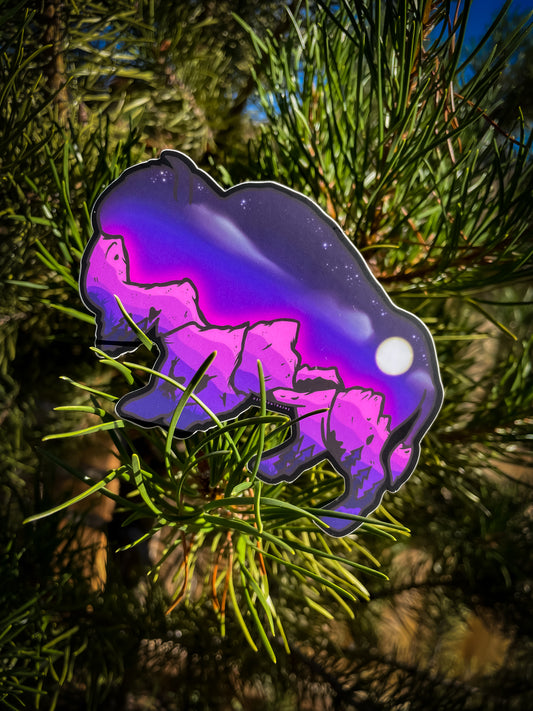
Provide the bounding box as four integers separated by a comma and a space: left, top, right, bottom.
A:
1, 1, 532, 710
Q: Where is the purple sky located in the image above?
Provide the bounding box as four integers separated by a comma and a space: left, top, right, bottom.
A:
86, 151, 444, 450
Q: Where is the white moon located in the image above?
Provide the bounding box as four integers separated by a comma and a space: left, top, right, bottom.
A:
375, 337, 414, 375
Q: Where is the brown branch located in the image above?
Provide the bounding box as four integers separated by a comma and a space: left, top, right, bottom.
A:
41, 1, 68, 123
454, 92, 527, 148
166, 531, 193, 614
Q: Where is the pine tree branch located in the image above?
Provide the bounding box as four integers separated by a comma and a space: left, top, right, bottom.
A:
228, 0, 302, 119
454, 92, 528, 148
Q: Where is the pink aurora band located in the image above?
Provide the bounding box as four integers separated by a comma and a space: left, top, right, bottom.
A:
80, 151, 443, 536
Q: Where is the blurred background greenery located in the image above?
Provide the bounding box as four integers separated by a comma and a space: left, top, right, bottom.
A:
1, 1, 532, 709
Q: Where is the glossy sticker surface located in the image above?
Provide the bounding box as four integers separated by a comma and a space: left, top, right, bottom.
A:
80, 151, 443, 535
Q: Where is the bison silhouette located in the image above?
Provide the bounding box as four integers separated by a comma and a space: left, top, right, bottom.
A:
80, 151, 443, 536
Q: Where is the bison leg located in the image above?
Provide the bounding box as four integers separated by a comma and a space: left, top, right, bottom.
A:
256, 388, 336, 483
318, 388, 411, 535
317, 463, 387, 536
118, 323, 248, 433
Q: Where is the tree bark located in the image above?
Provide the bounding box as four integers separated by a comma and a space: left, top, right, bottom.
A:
41, 0, 69, 123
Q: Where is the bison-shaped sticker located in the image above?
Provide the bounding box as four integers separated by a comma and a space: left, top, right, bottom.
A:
80, 151, 443, 536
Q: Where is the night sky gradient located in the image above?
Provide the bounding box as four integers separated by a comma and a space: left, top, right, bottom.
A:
85, 151, 443, 453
